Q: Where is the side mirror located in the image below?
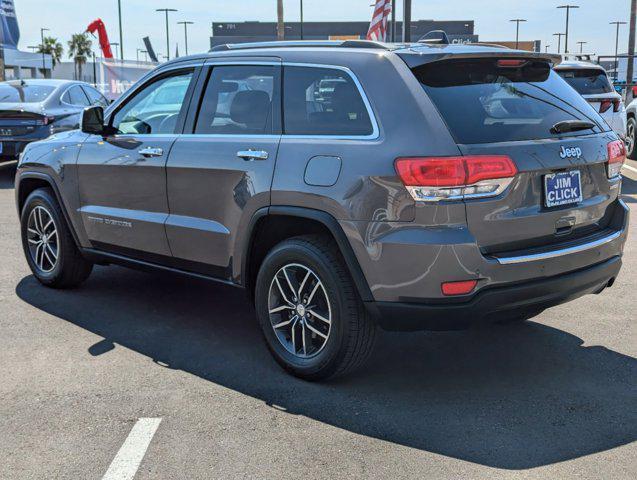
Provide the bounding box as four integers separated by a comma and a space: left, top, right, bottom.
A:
81, 106, 105, 135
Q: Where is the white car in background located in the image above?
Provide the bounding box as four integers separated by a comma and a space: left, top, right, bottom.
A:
555, 61, 627, 139
625, 96, 637, 159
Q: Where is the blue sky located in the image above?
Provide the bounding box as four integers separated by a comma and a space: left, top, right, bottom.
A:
15, 0, 634, 59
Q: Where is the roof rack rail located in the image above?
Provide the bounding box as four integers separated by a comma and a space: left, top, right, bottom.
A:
210, 40, 391, 52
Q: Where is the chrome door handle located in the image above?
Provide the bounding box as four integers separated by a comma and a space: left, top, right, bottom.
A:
237, 150, 269, 161
138, 147, 164, 158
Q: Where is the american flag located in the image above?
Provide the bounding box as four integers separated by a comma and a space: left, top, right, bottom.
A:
366, 0, 392, 42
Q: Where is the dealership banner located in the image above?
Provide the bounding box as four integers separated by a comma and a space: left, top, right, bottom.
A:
0, 0, 20, 48
97, 60, 155, 100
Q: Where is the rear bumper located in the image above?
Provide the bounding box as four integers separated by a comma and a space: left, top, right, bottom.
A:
367, 255, 622, 331
0, 140, 33, 161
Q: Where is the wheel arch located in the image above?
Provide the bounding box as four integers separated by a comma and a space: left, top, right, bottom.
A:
16, 172, 81, 248
242, 206, 373, 303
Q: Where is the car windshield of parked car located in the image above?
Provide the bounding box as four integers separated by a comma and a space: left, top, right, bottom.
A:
556, 68, 613, 95
414, 59, 607, 144
0, 83, 56, 103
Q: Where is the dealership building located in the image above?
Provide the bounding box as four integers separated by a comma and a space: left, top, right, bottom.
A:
210, 20, 541, 52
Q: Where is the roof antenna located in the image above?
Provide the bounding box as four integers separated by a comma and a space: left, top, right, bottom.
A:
418, 30, 450, 45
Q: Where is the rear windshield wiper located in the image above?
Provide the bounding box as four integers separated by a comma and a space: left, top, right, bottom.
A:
551, 120, 596, 134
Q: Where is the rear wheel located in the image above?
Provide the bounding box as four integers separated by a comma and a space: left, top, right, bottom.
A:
20, 188, 93, 288
627, 117, 637, 160
255, 235, 376, 380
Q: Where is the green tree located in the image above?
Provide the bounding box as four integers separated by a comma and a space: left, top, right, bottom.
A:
37, 36, 64, 70
68, 33, 92, 80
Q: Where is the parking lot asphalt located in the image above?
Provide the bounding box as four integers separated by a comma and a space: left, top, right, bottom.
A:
0, 160, 635, 480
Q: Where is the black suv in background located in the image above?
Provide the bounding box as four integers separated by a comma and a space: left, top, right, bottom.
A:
0, 79, 108, 162
15, 41, 628, 379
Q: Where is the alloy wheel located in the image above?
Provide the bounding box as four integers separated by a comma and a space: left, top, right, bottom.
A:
627, 122, 635, 157
26, 206, 59, 273
267, 263, 332, 358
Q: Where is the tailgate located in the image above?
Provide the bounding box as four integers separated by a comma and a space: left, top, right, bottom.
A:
459, 134, 620, 253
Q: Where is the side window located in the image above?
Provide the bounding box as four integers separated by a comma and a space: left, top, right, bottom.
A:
283, 66, 373, 136
82, 86, 109, 107
111, 70, 194, 135
64, 85, 90, 106
194, 65, 279, 135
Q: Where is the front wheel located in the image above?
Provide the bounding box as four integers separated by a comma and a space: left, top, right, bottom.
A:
20, 188, 93, 288
627, 117, 637, 160
255, 235, 376, 381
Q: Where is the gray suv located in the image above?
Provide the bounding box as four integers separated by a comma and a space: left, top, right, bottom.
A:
15, 41, 629, 380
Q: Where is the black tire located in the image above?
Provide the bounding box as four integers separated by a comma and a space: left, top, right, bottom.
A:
255, 235, 377, 381
20, 188, 93, 288
627, 117, 637, 160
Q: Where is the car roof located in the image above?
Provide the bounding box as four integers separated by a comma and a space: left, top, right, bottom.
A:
162, 40, 561, 68
0, 79, 80, 87
554, 60, 606, 71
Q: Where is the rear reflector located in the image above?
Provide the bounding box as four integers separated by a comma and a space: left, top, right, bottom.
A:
607, 139, 626, 178
441, 280, 478, 296
395, 156, 518, 201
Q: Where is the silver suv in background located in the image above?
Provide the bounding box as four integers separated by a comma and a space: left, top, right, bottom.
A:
15, 41, 629, 380
555, 61, 627, 139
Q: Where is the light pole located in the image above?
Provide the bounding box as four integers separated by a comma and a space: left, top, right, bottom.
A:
156, 8, 178, 61
510, 19, 527, 49
140, 50, 148, 62
403, 0, 412, 42
110, 42, 120, 59
557, 5, 579, 53
300, 0, 304, 40
553, 32, 565, 53
610, 21, 627, 81
117, 0, 124, 60
40, 27, 49, 78
577, 41, 587, 53
545, 44, 551, 53
177, 21, 193, 55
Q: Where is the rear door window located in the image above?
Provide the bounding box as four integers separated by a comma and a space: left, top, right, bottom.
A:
194, 65, 279, 135
556, 68, 613, 94
283, 66, 374, 136
82, 85, 109, 107
411, 58, 607, 144
63, 85, 91, 106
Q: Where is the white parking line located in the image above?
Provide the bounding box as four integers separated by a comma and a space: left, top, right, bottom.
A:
623, 164, 637, 174
102, 418, 162, 480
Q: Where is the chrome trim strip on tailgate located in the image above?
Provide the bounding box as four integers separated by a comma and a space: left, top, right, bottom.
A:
493, 230, 623, 265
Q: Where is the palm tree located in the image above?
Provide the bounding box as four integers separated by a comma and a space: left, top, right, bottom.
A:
37, 36, 64, 70
68, 33, 92, 81
277, 0, 284, 40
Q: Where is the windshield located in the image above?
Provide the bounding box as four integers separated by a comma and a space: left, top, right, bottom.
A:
413, 59, 607, 144
0, 83, 56, 103
556, 68, 613, 95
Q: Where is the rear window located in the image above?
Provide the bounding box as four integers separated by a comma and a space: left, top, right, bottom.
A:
556, 68, 613, 94
413, 59, 606, 144
0, 83, 55, 103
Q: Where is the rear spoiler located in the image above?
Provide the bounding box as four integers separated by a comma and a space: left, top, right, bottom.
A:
397, 49, 562, 69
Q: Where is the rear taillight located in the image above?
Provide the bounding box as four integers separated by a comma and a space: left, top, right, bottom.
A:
599, 99, 621, 113
395, 156, 518, 202
607, 140, 626, 178
35, 116, 55, 126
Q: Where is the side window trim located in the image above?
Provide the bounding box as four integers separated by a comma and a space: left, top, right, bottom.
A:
106, 66, 201, 136
282, 62, 380, 140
